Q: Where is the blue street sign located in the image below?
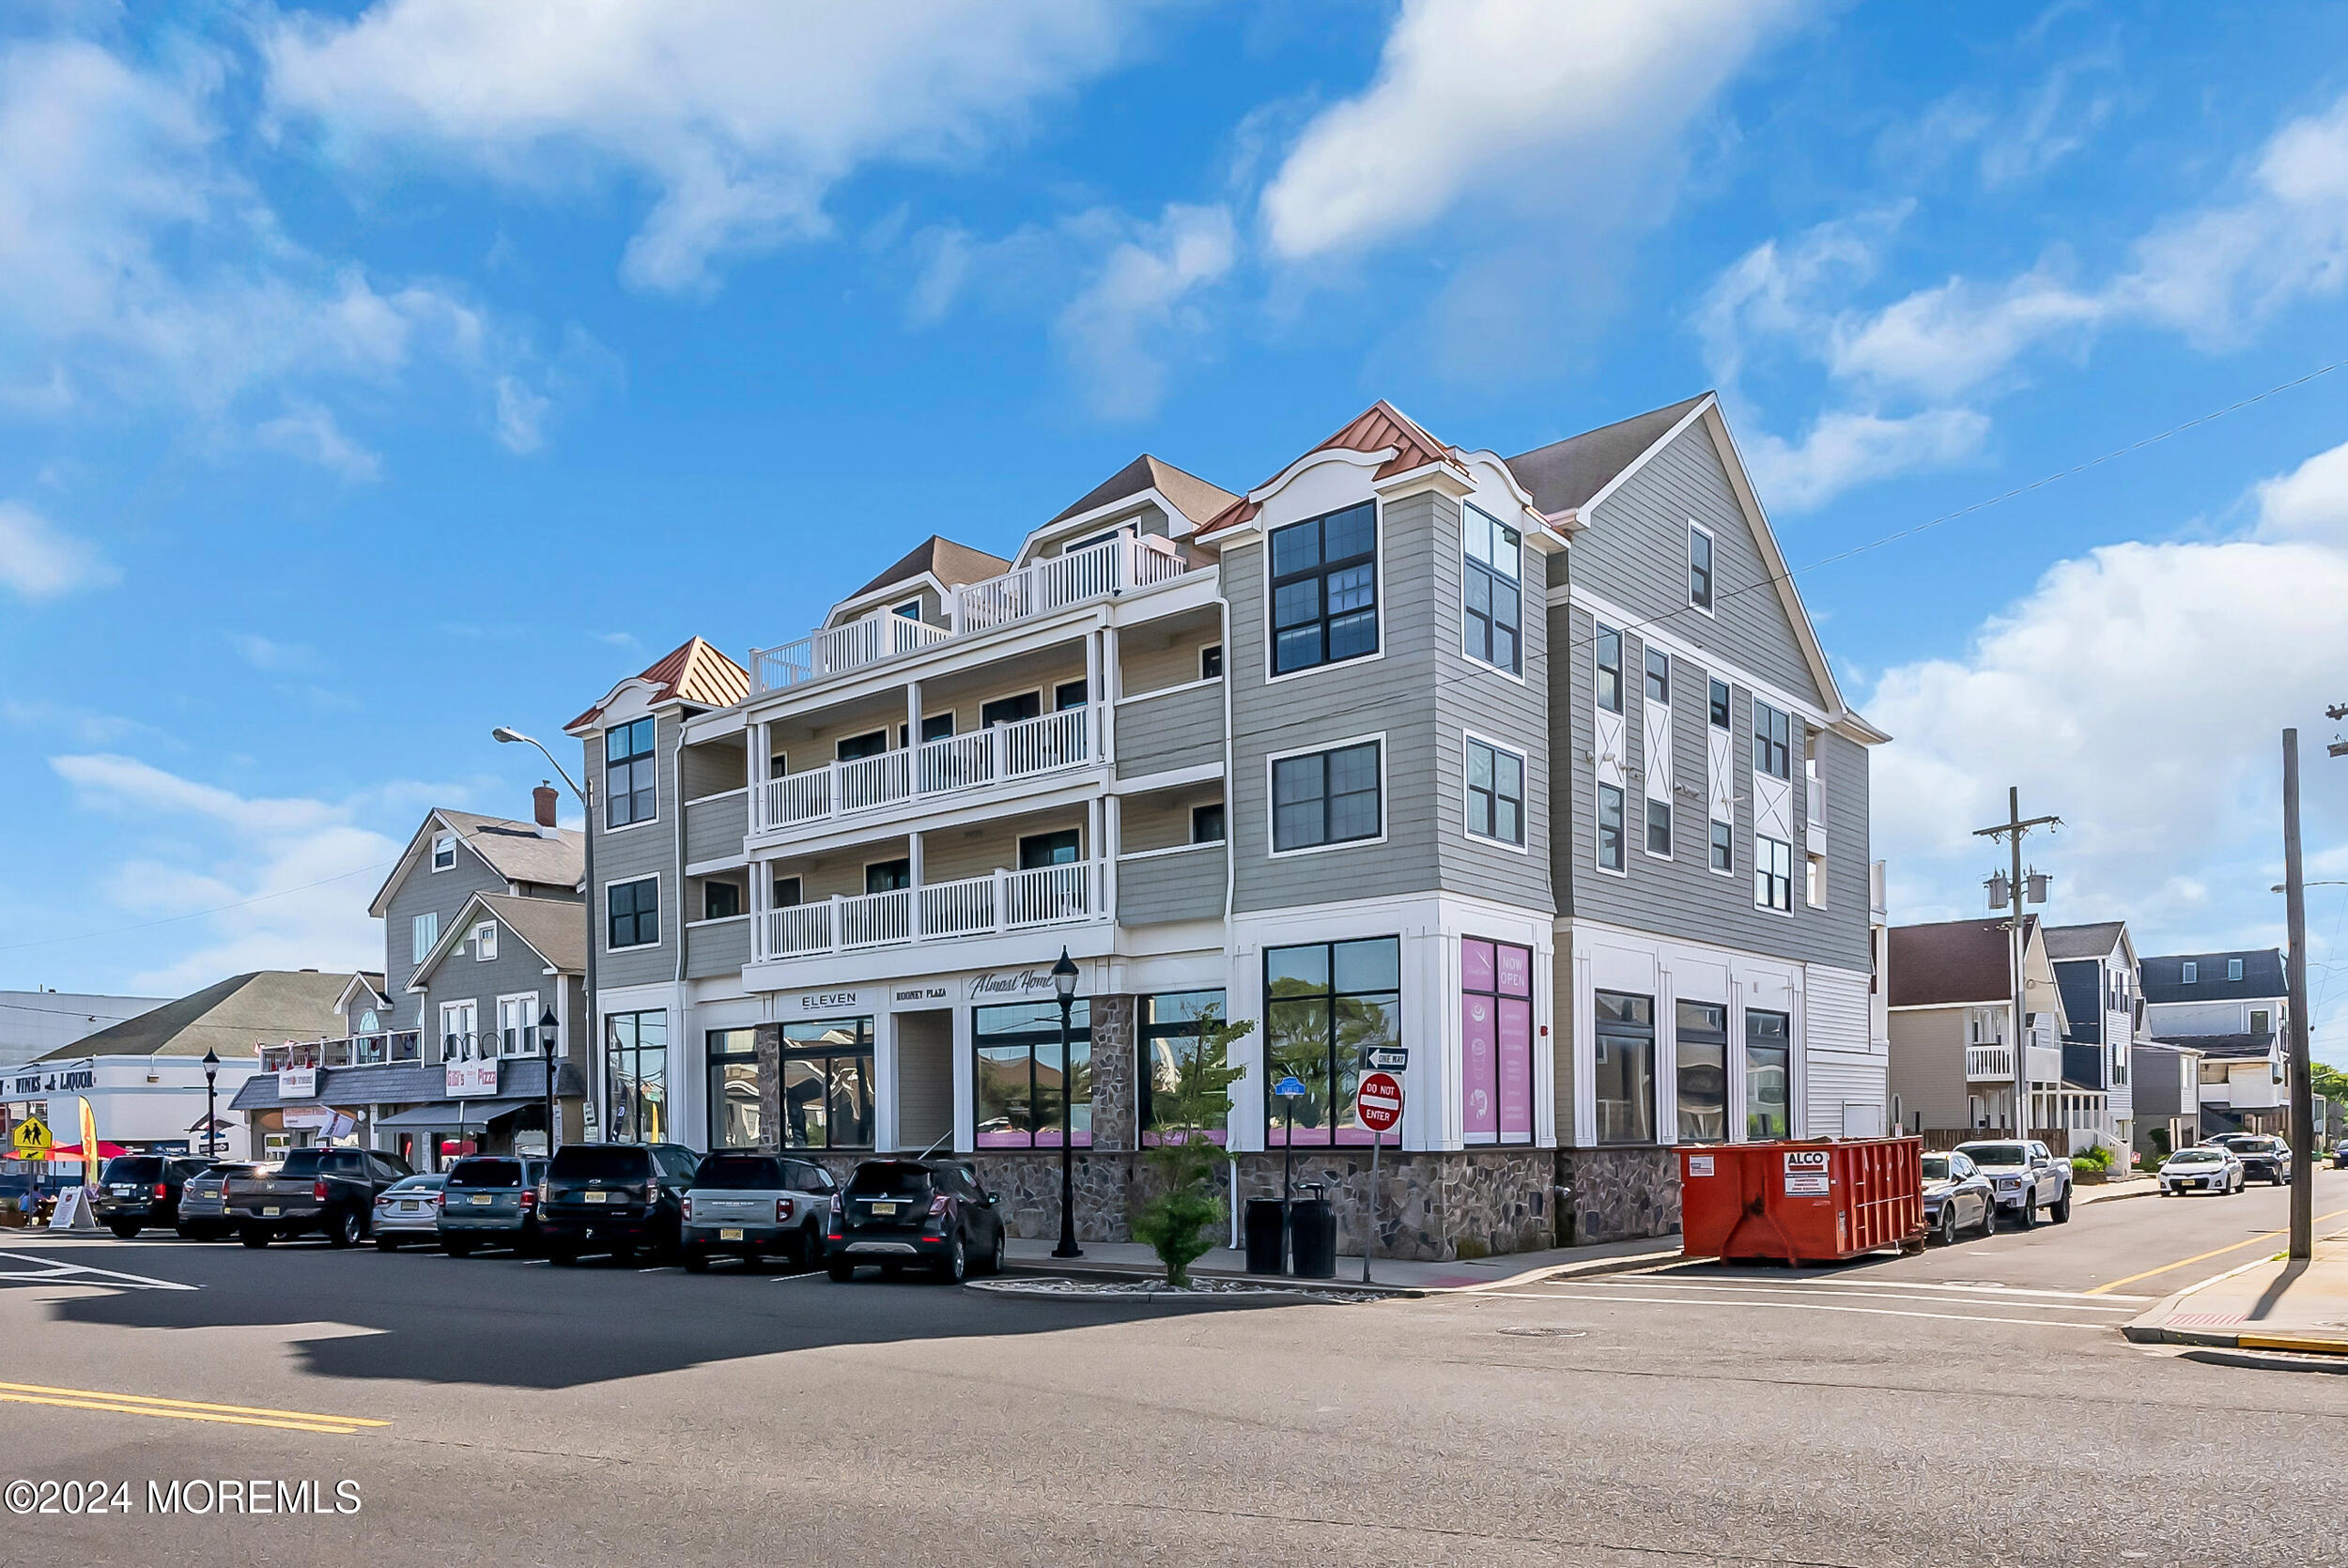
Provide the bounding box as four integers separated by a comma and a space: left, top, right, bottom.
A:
1273, 1075, 1308, 1098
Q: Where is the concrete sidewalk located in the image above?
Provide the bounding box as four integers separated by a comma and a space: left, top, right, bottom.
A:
2124, 1224, 2348, 1357
2076, 1174, 2161, 1205
1002, 1233, 1678, 1295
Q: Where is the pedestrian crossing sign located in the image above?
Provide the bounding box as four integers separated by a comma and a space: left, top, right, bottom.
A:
10, 1114, 51, 1159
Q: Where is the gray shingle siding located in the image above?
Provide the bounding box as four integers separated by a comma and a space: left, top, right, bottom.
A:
1118, 845, 1226, 925
686, 916, 750, 979
1115, 682, 1224, 778
685, 791, 747, 866
587, 723, 683, 990
421, 918, 571, 1054
382, 845, 505, 1031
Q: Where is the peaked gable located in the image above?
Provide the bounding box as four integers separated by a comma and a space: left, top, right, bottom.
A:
567, 636, 749, 733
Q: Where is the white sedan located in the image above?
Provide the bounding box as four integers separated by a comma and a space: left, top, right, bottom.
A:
2158, 1146, 2244, 1196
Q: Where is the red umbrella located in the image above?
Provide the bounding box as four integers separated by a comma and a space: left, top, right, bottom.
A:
42, 1142, 130, 1161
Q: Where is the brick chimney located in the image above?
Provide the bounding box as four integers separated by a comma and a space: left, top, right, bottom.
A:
533, 783, 560, 838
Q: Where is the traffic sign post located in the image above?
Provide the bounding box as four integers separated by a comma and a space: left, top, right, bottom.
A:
1356, 1071, 1403, 1284
10, 1113, 50, 1161
1273, 1075, 1308, 1277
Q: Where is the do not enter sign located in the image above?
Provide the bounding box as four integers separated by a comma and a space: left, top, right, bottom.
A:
1357, 1071, 1402, 1132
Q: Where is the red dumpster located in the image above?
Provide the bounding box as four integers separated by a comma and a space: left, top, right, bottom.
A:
1679, 1138, 1926, 1265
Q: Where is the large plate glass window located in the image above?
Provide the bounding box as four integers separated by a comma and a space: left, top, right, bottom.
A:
1461, 939, 1535, 1145
1140, 991, 1230, 1146
1269, 502, 1379, 675
606, 1010, 667, 1144
1272, 741, 1382, 853
1593, 991, 1655, 1144
1466, 738, 1525, 846
974, 1002, 1091, 1148
705, 1028, 761, 1150
605, 716, 657, 827
1264, 938, 1398, 1145
608, 876, 658, 949
1745, 1009, 1791, 1139
780, 1018, 874, 1150
1462, 503, 1522, 674
1676, 1002, 1728, 1143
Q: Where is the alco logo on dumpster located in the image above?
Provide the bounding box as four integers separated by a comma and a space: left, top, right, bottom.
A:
1783, 1149, 1831, 1196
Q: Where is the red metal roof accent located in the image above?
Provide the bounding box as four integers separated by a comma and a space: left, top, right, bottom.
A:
1197, 399, 1466, 540
566, 636, 749, 730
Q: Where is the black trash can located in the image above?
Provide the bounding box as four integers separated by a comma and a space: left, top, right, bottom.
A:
1290, 1198, 1337, 1278
1244, 1198, 1287, 1275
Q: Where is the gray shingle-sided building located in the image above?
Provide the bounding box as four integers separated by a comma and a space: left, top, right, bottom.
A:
2140, 948, 2290, 1136
565, 393, 1885, 1256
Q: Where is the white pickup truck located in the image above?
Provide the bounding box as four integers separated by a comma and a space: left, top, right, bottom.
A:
1953, 1139, 2073, 1227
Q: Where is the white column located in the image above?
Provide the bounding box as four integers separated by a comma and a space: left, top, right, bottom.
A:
1100, 619, 1120, 768
872, 1007, 900, 1154
1103, 793, 1121, 922
905, 679, 922, 753
1085, 623, 1101, 712
1655, 961, 1678, 1145
908, 831, 924, 893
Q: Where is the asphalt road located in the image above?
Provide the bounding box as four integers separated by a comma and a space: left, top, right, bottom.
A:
3, 1168, 2343, 1566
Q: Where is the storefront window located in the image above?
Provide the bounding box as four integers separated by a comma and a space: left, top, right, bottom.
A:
606, 1010, 667, 1145
1140, 991, 1229, 1145
1676, 1001, 1728, 1143
1745, 1009, 1791, 1140
1594, 991, 1655, 1144
706, 1028, 760, 1150
974, 1001, 1090, 1147
1265, 938, 1398, 1145
780, 1018, 874, 1150
1461, 939, 1534, 1145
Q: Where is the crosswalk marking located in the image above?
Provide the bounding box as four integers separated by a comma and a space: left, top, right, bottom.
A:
1468, 1287, 2109, 1330
1579, 1279, 2139, 1313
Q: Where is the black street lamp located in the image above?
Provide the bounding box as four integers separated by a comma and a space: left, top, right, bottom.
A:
200, 1048, 220, 1161
537, 1006, 561, 1159
1050, 947, 1082, 1260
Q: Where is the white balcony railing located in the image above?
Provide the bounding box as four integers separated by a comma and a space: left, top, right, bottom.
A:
748, 536, 1196, 693
754, 705, 1095, 835
1966, 1043, 2015, 1081
754, 861, 1102, 961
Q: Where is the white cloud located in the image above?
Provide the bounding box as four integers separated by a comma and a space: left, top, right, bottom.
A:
1740, 407, 1990, 513
1868, 438, 2348, 969
255, 402, 382, 482
264, 0, 1146, 293
0, 499, 116, 598
229, 633, 310, 672
1054, 203, 1235, 421
1260, 0, 1806, 261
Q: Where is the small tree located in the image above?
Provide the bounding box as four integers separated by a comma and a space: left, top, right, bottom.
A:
1129, 1008, 1252, 1288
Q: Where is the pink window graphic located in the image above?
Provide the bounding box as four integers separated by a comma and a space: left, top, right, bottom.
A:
1462, 938, 1535, 1144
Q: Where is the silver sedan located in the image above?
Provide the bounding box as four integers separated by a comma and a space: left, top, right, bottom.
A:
372, 1174, 448, 1249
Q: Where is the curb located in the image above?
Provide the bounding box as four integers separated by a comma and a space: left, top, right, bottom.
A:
2180, 1345, 2348, 1376
969, 1277, 1396, 1304
998, 1243, 1681, 1297
2119, 1253, 2348, 1356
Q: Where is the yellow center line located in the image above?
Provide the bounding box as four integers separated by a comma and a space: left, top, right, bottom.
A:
2082, 1207, 2348, 1295
0, 1391, 363, 1436
0, 1380, 389, 1428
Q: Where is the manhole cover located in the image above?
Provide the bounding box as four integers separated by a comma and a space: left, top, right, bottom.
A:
1498, 1326, 1587, 1338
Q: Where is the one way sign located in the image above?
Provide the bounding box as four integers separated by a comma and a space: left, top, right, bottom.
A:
1363, 1046, 1407, 1072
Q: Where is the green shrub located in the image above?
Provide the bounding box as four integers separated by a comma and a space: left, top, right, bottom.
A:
2074, 1143, 2113, 1172
1128, 1008, 1252, 1289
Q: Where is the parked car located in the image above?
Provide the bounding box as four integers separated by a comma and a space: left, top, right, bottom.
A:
437, 1155, 547, 1256
226, 1146, 415, 1247
2158, 1145, 2244, 1196
91, 1154, 211, 1238
2208, 1132, 2291, 1185
537, 1142, 700, 1265
177, 1161, 267, 1239
680, 1152, 838, 1271
372, 1173, 448, 1249
1921, 1150, 1996, 1244
2333, 1138, 2347, 1170
1953, 1140, 2073, 1227
826, 1158, 1007, 1284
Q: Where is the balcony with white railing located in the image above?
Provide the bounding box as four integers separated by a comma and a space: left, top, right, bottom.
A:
1965, 1043, 2015, 1081
753, 860, 1104, 962
748, 536, 1200, 695
753, 705, 1098, 838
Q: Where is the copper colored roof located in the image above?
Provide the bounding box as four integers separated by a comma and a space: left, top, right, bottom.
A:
1199, 399, 1468, 537
1047, 454, 1241, 530
848, 536, 1012, 602
567, 636, 749, 730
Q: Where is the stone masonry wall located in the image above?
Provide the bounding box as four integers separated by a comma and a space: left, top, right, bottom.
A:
1089, 994, 1136, 1153
1555, 1145, 1680, 1243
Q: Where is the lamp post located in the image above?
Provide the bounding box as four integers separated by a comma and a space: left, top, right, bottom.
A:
200, 1048, 220, 1161
537, 1006, 561, 1160
1051, 947, 1082, 1260
495, 726, 596, 1141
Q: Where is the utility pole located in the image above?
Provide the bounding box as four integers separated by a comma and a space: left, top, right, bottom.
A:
2282, 730, 2315, 1261
1975, 788, 2060, 1140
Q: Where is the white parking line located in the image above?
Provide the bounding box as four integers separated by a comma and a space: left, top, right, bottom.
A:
0, 1252, 198, 1291
1469, 1288, 2107, 1330
1583, 1279, 2140, 1312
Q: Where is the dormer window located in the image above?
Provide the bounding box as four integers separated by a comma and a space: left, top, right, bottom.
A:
606, 716, 657, 828
1270, 503, 1378, 676
2228, 958, 2243, 981
474, 922, 497, 961
431, 832, 456, 871
891, 598, 923, 621
2182, 961, 2197, 983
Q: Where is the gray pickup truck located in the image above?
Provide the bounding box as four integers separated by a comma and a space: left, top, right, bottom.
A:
1953, 1139, 2073, 1228
225, 1146, 415, 1247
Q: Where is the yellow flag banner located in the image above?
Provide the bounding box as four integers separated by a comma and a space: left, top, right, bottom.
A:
78, 1096, 100, 1182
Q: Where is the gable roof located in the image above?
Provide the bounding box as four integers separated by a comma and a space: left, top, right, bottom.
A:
408, 891, 586, 991
367, 810, 585, 917
566, 636, 749, 732
2140, 949, 2286, 1005
1887, 915, 2041, 1008
1504, 393, 1711, 516
38, 971, 353, 1062
1046, 454, 1239, 531
1198, 399, 1471, 539
2150, 1031, 2275, 1061
2044, 921, 2127, 961
848, 535, 1012, 602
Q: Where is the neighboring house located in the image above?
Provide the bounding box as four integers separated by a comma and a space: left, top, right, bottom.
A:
1885, 915, 2092, 1145
233, 791, 589, 1166
2140, 948, 2289, 1136
2129, 1041, 2204, 1161
1, 972, 346, 1161
566, 393, 1884, 1258
2045, 920, 2139, 1156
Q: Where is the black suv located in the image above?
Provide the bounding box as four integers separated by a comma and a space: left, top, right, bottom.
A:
826, 1159, 1007, 1284
92, 1154, 210, 1237
2211, 1133, 2292, 1185
538, 1142, 700, 1265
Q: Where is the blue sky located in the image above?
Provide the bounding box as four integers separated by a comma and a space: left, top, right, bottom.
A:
6, 1, 2348, 1058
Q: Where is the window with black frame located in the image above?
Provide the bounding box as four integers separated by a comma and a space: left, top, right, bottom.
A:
1593, 991, 1655, 1144
1746, 1009, 1791, 1139
608, 876, 658, 949
1272, 741, 1381, 852
605, 1010, 667, 1144
705, 1028, 761, 1149
1461, 502, 1522, 674
1676, 1001, 1728, 1143
1595, 625, 1623, 713
1753, 700, 1791, 779
1597, 782, 1625, 870
1140, 990, 1229, 1145
974, 1001, 1090, 1147
605, 716, 657, 827
1466, 738, 1524, 846
1264, 938, 1398, 1145
1269, 501, 1378, 675
779, 1018, 874, 1150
